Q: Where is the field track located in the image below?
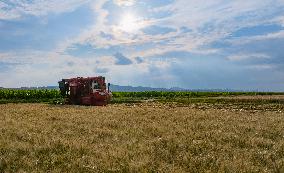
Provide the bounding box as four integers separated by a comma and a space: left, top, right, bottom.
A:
0, 102, 284, 172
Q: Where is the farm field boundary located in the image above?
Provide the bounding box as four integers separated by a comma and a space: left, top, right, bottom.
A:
1, 89, 284, 106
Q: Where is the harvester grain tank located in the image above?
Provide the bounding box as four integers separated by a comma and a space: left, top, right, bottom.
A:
58, 76, 112, 106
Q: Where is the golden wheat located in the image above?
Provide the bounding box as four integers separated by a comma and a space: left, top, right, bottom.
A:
0, 103, 283, 172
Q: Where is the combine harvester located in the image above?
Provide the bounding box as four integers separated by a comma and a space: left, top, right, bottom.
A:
58, 76, 112, 106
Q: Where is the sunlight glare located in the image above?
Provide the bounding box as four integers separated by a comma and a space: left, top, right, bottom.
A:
119, 13, 142, 33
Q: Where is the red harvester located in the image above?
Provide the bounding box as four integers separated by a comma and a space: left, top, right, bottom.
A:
58, 76, 112, 106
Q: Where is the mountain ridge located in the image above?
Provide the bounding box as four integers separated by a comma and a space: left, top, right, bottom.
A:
1, 84, 243, 92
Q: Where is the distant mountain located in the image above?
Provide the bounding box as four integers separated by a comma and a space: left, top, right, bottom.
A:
3, 85, 183, 91
169, 87, 185, 91
110, 84, 171, 92
109, 85, 243, 92
2, 84, 244, 92
2, 86, 59, 90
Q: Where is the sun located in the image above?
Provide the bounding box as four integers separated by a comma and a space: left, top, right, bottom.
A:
119, 13, 142, 33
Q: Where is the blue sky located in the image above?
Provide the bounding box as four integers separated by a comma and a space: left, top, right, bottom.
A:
0, 0, 284, 91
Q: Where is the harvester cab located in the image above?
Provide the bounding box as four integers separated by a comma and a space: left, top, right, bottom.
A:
58, 76, 112, 106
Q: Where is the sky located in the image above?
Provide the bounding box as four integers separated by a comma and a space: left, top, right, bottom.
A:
0, 0, 284, 91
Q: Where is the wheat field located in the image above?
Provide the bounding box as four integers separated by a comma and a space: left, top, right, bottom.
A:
0, 103, 283, 172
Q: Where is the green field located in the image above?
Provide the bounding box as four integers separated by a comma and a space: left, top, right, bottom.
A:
1, 89, 284, 104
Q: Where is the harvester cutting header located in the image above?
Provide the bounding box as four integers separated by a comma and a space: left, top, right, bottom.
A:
58, 76, 112, 106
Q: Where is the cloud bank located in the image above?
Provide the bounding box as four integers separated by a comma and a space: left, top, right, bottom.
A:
0, 0, 284, 90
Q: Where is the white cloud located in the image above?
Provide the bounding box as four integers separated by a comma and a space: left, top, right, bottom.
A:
0, 47, 180, 88
0, 50, 102, 86
0, 49, 158, 87
2, 0, 284, 59
56, 0, 284, 60
228, 30, 284, 46
113, 0, 136, 6
2, 0, 284, 89
0, 0, 90, 20
246, 64, 274, 70
227, 54, 270, 61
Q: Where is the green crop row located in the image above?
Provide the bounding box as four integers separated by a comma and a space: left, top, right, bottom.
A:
0, 89, 283, 100
111, 91, 284, 98
0, 89, 62, 100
